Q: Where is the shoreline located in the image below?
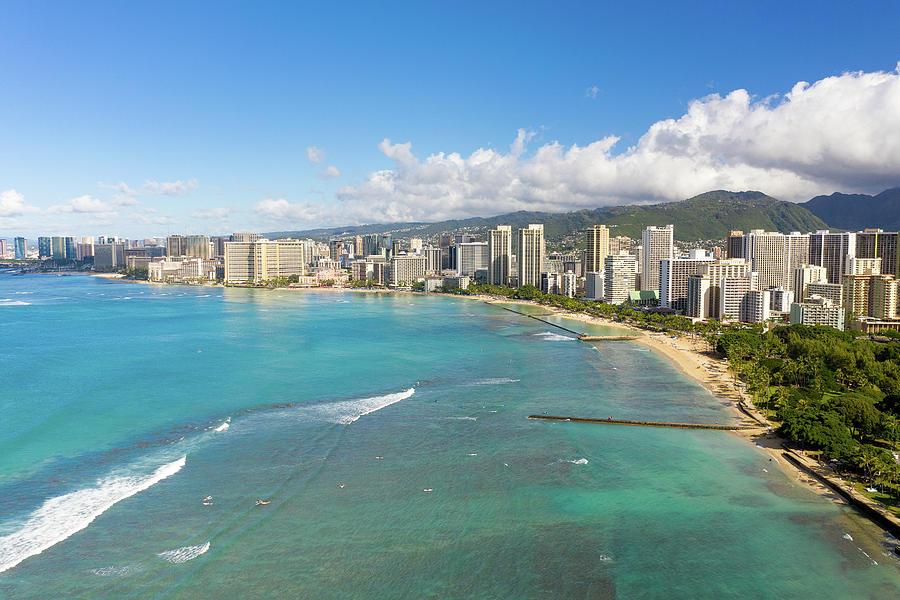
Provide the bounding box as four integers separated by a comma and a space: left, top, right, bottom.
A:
471, 294, 900, 548
75, 277, 900, 545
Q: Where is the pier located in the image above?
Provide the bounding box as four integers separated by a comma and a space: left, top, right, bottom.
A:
528, 414, 746, 431
489, 304, 637, 341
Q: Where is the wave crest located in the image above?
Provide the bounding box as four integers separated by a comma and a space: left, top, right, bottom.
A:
0, 456, 186, 574
157, 541, 210, 564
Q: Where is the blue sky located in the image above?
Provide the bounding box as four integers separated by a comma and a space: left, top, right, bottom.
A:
1, 0, 899, 238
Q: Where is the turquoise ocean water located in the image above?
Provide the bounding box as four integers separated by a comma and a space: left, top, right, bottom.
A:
1, 273, 899, 598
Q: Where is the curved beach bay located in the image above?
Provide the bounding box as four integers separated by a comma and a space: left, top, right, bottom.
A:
1, 274, 899, 598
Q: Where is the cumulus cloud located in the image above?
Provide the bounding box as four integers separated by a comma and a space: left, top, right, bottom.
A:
191, 207, 234, 219
143, 179, 198, 196
585, 85, 600, 99
335, 64, 900, 223
48, 195, 113, 214
254, 198, 323, 223
318, 165, 341, 179
0, 189, 40, 217
306, 146, 324, 164
98, 181, 139, 205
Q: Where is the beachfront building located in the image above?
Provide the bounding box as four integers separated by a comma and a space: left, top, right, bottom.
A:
719, 272, 762, 322
391, 254, 426, 286
541, 272, 561, 295
424, 247, 442, 274
659, 250, 714, 312
640, 225, 673, 292
488, 225, 512, 286
790, 295, 845, 330
224, 239, 306, 283
584, 225, 609, 275
14, 237, 26, 259
684, 259, 753, 319
457, 241, 488, 277
809, 230, 856, 284
517, 224, 545, 288
585, 272, 604, 300
604, 251, 637, 304
93, 243, 126, 269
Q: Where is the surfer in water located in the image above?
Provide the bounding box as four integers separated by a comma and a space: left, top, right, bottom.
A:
255, 499, 270, 505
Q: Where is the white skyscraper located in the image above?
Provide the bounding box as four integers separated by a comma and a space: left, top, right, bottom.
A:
517, 224, 545, 288
641, 225, 674, 292
604, 252, 637, 304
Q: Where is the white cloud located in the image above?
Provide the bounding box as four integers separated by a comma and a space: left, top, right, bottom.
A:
98, 181, 139, 205
191, 207, 234, 219
254, 198, 323, 223
143, 179, 198, 196
336, 64, 900, 223
306, 146, 324, 164
0, 189, 40, 217
48, 195, 113, 214
586, 85, 600, 99
318, 165, 341, 179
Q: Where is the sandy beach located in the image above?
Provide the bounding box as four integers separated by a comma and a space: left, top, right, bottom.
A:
473, 296, 900, 529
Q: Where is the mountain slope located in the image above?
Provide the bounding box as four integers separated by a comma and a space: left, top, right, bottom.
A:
801, 188, 900, 231
268, 190, 828, 242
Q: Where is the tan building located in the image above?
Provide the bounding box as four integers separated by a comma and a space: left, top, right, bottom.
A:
391, 254, 426, 286
224, 239, 306, 283
517, 224, 545, 288
584, 225, 609, 274
488, 225, 512, 286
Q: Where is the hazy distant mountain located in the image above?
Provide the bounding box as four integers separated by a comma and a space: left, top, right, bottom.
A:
801, 188, 900, 231
268, 190, 828, 242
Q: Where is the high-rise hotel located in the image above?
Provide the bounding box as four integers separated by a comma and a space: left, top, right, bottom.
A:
640, 225, 673, 292
584, 225, 609, 274
487, 225, 512, 286
517, 224, 545, 288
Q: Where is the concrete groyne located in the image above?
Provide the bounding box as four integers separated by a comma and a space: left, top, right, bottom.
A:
528, 414, 744, 431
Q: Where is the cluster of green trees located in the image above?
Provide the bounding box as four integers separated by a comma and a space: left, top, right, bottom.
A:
717, 325, 900, 500
118, 266, 148, 280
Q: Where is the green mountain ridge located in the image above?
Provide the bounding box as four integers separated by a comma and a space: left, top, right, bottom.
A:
267, 190, 829, 242
801, 188, 900, 231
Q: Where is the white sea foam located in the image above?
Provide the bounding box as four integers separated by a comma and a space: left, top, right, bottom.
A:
0, 300, 30, 306
0, 456, 186, 574
214, 419, 230, 432
562, 458, 589, 465
14, 291, 34, 294
311, 388, 415, 425
91, 565, 135, 577
448, 416, 477, 421
471, 378, 520, 385
157, 541, 210, 564
533, 331, 575, 341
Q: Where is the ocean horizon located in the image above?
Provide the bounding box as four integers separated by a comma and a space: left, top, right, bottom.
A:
1, 273, 899, 598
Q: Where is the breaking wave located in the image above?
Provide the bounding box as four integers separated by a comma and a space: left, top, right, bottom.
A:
471, 378, 520, 385
0, 299, 30, 306
157, 541, 210, 564
533, 331, 575, 341
309, 388, 415, 425
0, 456, 186, 574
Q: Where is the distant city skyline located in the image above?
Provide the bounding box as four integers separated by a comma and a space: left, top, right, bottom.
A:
1, 1, 899, 238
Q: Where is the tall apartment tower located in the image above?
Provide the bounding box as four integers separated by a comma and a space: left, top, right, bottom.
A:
517, 224, 545, 288
604, 252, 637, 304
640, 225, 674, 292
809, 230, 856, 284
793, 264, 828, 300
487, 225, 512, 286
856, 229, 899, 277
584, 225, 609, 274
14, 237, 26, 259
659, 250, 714, 311
726, 231, 745, 259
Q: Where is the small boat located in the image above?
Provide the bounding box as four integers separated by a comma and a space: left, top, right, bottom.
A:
423, 488, 433, 492
203, 496, 213, 502
255, 499, 270, 506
